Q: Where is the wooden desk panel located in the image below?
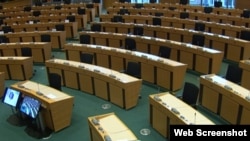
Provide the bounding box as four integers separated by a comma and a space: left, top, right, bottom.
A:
239, 60, 250, 90
88, 112, 137, 141
11, 80, 74, 132
149, 92, 214, 138
45, 58, 142, 110
64, 43, 187, 91
0, 57, 33, 80
199, 74, 250, 124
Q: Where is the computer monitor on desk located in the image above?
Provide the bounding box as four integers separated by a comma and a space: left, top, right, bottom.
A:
2, 87, 22, 108
19, 96, 41, 119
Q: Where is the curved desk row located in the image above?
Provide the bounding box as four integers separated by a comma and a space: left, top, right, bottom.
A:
96, 15, 249, 38
149, 92, 214, 138
64, 43, 187, 91
103, 8, 250, 27
10, 80, 74, 132
0, 56, 33, 80
88, 112, 137, 141
199, 74, 250, 124
3, 14, 87, 30
3, 31, 65, 49
111, 2, 243, 16
3, 21, 77, 38
91, 21, 249, 62
45, 58, 142, 110
0, 42, 51, 63
78, 31, 223, 75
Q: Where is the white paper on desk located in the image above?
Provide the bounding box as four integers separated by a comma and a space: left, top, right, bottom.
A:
47, 93, 56, 99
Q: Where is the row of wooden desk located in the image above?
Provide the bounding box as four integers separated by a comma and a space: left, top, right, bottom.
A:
104, 8, 250, 27
199, 74, 250, 124
10, 80, 74, 132
0, 42, 51, 63
3, 21, 77, 38
64, 43, 187, 91
45, 58, 142, 110
91, 21, 249, 63
0, 56, 33, 80
3, 31, 65, 49
78, 31, 223, 75
3, 14, 87, 30
111, 2, 244, 16
97, 16, 249, 38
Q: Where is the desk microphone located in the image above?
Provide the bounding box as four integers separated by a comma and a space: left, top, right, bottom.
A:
36, 83, 43, 96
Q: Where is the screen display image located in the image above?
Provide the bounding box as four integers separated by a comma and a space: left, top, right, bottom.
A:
2, 87, 22, 107
20, 96, 41, 119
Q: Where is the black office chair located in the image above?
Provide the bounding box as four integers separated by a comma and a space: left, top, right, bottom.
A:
35, 1, 42, 6
64, 0, 71, 4
133, 26, 143, 36
80, 53, 94, 64
86, 4, 94, 9
124, 61, 141, 78
179, 0, 188, 5
2, 26, 13, 33
152, 17, 161, 26
41, 34, 51, 42
124, 38, 136, 51
194, 22, 205, 32
112, 15, 123, 22
180, 12, 189, 19
119, 9, 130, 15
179, 82, 199, 108
55, 24, 65, 31
214, 1, 222, 8
33, 10, 41, 17
55, 5, 62, 10
93, 0, 100, 3
168, 7, 177, 11
48, 73, 61, 91
149, 0, 156, 3
192, 34, 205, 47
21, 47, 32, 57
91, 23, 102, 32
154, 12, 164, 17
0, 35, 9, 43
158, 46, 171, 59
24, 6, 31, 12
239, 30, 250, 41
241, 9, 250, 18
79, 34, 91, 44
134, 3, 144, 9
66, 15, 76, 22
204, 7, 213, 14
77, 7, 86, 15
225, 64, 243, 84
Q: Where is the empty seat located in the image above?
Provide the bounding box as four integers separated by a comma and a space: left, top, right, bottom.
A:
0, 35, 9, 43
134, 3, 144, 9
204, 7, 213, 13
21, 47, 32, 57
79, 34, 91, 44
241, 9, 250, 18
133, 26, 143, 36
77, 7, 86, 15
24, 6, 31, 12
66, 15, 76, 22
35, 1, 42, 6
194, 22, 205, 31
112, 15, 123, 22
152, 17, 161, 26
155, 12, 164, 17
119, 9, 130, 15
80, 53, 94, 64
179, 0, 188, 5
125, 61, 141, 78
124, 38, 136, 51
192, 34, 205, 47
180, 12, 189, 19
91, 24, 102, 32
2, 26, 13, 33
55, 5, 62, 10
179, 82, 199, 108
239, 30, 250, 41
48, 73, 61, 90
86, 4, 94, 8
158, 46, 171, 58
225, 64, 243, 84
55, 24, 65, 31
41, 34, 51, 42
214, 1, 222, 8
64, 0, 71, 4
33, 10, 41, 17
93, 0, 100, 3
150, 0, 156, 3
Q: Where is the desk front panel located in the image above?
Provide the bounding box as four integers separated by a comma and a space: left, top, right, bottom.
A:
0, 72, 5, 97
239, 60, 250, 90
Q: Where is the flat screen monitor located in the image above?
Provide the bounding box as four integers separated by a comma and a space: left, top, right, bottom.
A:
2, 87, 22, 108
20, 96, 41, 119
